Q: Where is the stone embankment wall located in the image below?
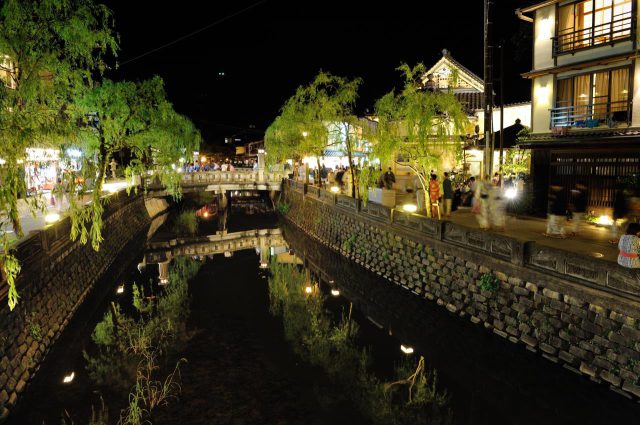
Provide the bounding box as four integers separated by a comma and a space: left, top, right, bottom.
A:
282, 180, 640, 400
0, 193, 168, 420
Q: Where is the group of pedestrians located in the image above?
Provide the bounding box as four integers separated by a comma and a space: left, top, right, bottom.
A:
183, 159, 259, 173
544, 181, 589, 238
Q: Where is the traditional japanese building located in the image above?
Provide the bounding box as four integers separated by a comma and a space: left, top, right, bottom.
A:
391, 49, 532, 187
517, 0, 639, 215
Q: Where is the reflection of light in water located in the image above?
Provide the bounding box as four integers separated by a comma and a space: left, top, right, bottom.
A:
116, 285, 124, 294
400, 345, 414, 354
63, 372, 75, 383
330, 289, 340, 296
591, 252, 604, 258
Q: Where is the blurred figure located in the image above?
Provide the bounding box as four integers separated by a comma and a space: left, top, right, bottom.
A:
429, 174, 440, 219
567, 182, 588, 236
473, 175, 492, 229
382, 167, 395, 190
618, 222, 640, 268
442, 172, 453, 218
490, 180, 506, 231
545, 182, 567, 238
610, 182, 629, 244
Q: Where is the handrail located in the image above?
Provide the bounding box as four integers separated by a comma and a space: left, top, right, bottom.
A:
550, 99, 631, 127
552, 12, 632, 55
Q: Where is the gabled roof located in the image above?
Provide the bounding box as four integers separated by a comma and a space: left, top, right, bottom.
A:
422, 49, 484, 93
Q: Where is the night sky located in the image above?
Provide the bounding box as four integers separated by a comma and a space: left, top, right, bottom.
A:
105, 0, 538, 148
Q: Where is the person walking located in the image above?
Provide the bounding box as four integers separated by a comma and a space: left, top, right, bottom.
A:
545, 182, 567, 238
109, 158, 118, 179
473, 176, 491, 229
428, 174, 441, 219
567, 182, 588, 236
490, 181, 507, 231
382, 167, 395, 190
610, 182, 629, 244
618, 223, 640, 268
442, 172, 453, 218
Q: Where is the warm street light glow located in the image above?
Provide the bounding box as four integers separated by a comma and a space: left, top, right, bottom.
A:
63, 372, 75, 383
330, 186, 340, 193
116, 285, 124, 294
597, 215, 614, 226
402, 204, 417, 213
203, 211, 209, 218
45, 213, 60, 223
103, 181, 127, 193
200, 156, 207, 163
400, 345, 414, 354
259, 262, 268, 269
505, 188, 517, 199
305, 285, 313, 294
159, 278, 169, 286
331, 289, 340, 296
258, 149, 265, 154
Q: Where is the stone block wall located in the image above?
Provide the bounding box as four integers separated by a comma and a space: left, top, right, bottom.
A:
0, 193, 164, 420
283, 183, 640, 400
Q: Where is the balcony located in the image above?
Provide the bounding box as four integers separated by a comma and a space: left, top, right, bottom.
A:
552, 12, 633, 56
550, 99, 631, 128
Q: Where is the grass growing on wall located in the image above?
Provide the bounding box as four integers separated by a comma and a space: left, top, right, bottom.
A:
268, 261, 451, 425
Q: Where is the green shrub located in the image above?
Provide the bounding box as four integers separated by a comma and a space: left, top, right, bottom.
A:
276, 201, 291, 215
479, 273, 500, 292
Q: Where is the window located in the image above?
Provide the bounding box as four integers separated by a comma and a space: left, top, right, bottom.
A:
552, 67, 630, 127
556, 0, 632, 54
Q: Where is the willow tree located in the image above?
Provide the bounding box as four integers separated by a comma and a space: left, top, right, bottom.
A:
70, 76, 200, 249
0, 0, 117, 309
373, 63, 468, 214
265, 71, 364, 193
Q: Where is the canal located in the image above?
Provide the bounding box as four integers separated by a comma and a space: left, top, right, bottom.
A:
8, 193, 640, 424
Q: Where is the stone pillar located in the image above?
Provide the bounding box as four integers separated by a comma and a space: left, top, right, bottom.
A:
257, 151, 265, 183
258, 234, 270, 267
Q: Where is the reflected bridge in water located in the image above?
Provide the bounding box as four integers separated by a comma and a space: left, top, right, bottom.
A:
144, 228, 296, 283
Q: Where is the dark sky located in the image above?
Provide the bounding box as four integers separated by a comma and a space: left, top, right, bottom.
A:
105, 0, 538, 147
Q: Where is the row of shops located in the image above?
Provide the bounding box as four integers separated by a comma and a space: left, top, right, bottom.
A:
1, 148, 82, 195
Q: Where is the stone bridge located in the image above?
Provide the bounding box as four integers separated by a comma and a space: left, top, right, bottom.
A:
144, 228, 287, 282
146, 170, 287, 196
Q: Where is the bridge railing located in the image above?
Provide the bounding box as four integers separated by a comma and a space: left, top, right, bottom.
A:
179, 170, 287, 186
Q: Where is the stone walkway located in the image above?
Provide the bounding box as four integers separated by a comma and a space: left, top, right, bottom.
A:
395, 192, 619, 263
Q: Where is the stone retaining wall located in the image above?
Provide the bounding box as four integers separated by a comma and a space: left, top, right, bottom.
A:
0, 193, 166, 420
283, 181, 640, 399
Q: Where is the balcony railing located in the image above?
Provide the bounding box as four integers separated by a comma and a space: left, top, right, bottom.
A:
552, 11, 633, 56
550, 99, 631, 128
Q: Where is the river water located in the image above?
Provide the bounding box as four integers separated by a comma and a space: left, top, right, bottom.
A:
8, 193, 640, 424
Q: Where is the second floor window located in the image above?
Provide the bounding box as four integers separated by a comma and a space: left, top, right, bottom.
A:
553, 67, 630, 127
556, 0, 632, 54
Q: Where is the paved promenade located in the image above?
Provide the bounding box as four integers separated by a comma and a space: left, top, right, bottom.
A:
0, 180, 128, 245
393, 192, 619, 263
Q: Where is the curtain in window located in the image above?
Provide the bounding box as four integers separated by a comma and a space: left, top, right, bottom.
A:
610, 68, 629, 113
592, 71, 609, 118
556, 79, 572, 107
573, 74, 591, 118
613, 0, 632, 38
558, 5, 576, 51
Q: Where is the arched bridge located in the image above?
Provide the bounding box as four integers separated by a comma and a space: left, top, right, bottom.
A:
146, 170, 287, 196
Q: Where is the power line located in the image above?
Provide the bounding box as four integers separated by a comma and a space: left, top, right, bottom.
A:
118, 0, 267, 67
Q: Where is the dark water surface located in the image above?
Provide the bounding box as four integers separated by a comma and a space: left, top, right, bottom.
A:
8, 197, 640, 424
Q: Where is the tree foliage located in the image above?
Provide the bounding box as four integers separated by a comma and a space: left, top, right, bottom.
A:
372, 63, 468, 199
0, 1, 200, 310
265, 71, 366, 194
0, 0, 118, 310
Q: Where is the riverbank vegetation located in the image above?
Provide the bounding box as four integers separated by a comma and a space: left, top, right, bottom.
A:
268, 261, 451, 424
79, 257, 200, 425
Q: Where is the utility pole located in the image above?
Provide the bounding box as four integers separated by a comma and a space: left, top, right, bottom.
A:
499, 43, 505, 183
483, 0, 494, 180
